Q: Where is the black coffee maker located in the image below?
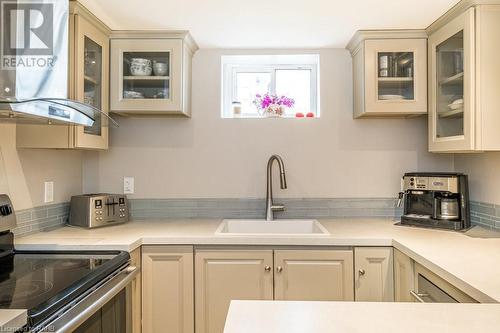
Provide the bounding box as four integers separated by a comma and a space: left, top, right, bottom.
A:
397, 172, 470, 230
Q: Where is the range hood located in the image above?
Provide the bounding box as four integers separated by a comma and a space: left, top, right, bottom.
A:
0, 0, 116, 127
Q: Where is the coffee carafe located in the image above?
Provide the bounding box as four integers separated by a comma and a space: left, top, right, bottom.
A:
398, 173, 470, 230
433, 195, 460, 220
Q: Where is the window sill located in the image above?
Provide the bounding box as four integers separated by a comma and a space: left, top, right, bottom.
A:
222, 115, 319, 119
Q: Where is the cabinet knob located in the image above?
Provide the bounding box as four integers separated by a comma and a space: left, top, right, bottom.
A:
276, 266, 283, 273
264, 265, 271, 272
358, 269, 366, 276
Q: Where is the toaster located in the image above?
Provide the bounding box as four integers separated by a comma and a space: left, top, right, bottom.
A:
69, 194, 129, 228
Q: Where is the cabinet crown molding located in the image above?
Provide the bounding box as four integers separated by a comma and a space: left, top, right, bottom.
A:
346, 30, 427, 55
69, 1, 111, 35
109, 30, 199, 53
426, 0, 500, 34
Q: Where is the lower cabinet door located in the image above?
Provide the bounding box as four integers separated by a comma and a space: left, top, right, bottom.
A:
354, 247, 394, 302
274, 249, 354, 301
142, 246, 194, 333
394, 249, 415, 302
195, 248, 273, 333
130, 248, 142, 333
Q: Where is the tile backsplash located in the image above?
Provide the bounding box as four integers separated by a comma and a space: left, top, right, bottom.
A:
11, 198, 500, 238
129, 198, 403, 220
13, 202, 69, 237
470, 201, 500, 230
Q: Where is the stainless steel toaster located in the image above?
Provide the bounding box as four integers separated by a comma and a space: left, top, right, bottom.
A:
69, 194, 129, 228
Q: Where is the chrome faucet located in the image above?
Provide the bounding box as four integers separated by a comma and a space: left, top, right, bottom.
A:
265, 155, 287, 221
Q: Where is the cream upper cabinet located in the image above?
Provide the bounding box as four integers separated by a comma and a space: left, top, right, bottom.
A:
354, 247, 394, 302
142, 246, 194, 333
274, 249, 354, 301
428, 5, 500, 152
394, 249, 414, 302
110, 32, 197, 116
17, 2, 110, 150
347, 31, 428, 118
195, 248, 273, 333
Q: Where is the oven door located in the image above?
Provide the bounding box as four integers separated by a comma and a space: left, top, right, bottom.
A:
36, 264, 138, 333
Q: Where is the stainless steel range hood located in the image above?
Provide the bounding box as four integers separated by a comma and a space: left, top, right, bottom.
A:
0, 0, 116, 127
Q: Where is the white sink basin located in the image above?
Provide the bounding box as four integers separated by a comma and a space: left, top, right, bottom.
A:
215, 219, 330, 236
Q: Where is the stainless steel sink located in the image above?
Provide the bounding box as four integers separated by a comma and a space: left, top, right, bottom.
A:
215, 219, 330, 236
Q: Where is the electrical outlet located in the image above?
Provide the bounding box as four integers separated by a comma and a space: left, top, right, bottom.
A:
124, 177, 134, 194
44, 181, 54, 203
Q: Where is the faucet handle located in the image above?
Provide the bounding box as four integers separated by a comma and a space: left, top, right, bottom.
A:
271, 204, 285, 212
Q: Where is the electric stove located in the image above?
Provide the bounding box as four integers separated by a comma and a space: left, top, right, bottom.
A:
0, 195, 133, 332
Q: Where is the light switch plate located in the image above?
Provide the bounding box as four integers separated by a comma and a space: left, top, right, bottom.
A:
123, 177, 134, 194
44, 181, 54, 203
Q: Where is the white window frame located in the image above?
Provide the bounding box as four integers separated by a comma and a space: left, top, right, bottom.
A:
221, 55, 320, 118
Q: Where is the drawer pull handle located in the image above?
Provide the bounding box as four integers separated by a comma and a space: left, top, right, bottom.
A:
410, 290, 430, 303
276, 266, 283, 273
264, 265, 271, 272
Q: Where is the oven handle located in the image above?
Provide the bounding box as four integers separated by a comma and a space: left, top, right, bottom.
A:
39, 265, 138, 333
410, 290, 430, 303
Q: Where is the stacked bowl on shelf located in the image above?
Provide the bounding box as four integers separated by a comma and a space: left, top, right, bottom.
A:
124, 58, 169, 99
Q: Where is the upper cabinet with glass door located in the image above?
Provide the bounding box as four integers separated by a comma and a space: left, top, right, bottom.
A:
347, 31, 428, 118
73, 10, 109, 149
17, 1, 110, 150
428, 4, 500, 152
110, 32, 198, 116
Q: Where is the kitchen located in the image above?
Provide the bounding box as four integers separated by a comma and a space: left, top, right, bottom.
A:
0, 0, 500, 332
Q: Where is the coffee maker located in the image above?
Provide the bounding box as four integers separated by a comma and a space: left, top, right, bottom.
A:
397, 172, 470, 230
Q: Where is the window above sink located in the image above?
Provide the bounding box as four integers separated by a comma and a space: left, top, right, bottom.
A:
221, 54, 320, 119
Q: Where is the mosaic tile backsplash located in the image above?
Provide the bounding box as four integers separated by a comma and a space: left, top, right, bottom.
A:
11, 198, 500, 237
13, 202, 69, 237
470, 201, 500, 230
128, 198, 403, 220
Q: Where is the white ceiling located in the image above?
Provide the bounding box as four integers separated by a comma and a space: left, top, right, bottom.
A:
81, 0, 460, 48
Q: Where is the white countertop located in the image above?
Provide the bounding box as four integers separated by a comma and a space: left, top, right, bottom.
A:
0, 309, 27, 332
224, 300, 500, 333
14, 218, 500, 303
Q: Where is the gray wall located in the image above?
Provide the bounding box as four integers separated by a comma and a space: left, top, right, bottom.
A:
0, 124, 83, 210
455, 153, 500, 204
83, 49, 454, 198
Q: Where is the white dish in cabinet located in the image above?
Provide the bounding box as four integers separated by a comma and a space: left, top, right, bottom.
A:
110, 31, 198, 117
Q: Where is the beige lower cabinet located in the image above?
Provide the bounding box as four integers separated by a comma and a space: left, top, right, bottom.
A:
393, 249, 414, 302
354, 247, 394, 302
194, 247, 355, 333
142, 246, 194, 333
194, 248, 274, 333
130, 248, 142, 333
274, 249, 354, 301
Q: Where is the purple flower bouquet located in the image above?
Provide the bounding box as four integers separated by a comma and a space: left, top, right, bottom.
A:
253, 93, 295, 117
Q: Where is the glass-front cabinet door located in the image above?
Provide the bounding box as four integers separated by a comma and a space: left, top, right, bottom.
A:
364, 39, 427, 116
74, 15, 109, 149
428, 8, 474, 152
110, 39, 183, 113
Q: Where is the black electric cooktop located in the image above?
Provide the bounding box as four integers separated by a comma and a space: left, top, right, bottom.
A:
0, 249, 130, 328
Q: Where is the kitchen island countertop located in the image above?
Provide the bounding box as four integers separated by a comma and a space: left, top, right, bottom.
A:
224, 300, 500, 333
0, 310, 27, 333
